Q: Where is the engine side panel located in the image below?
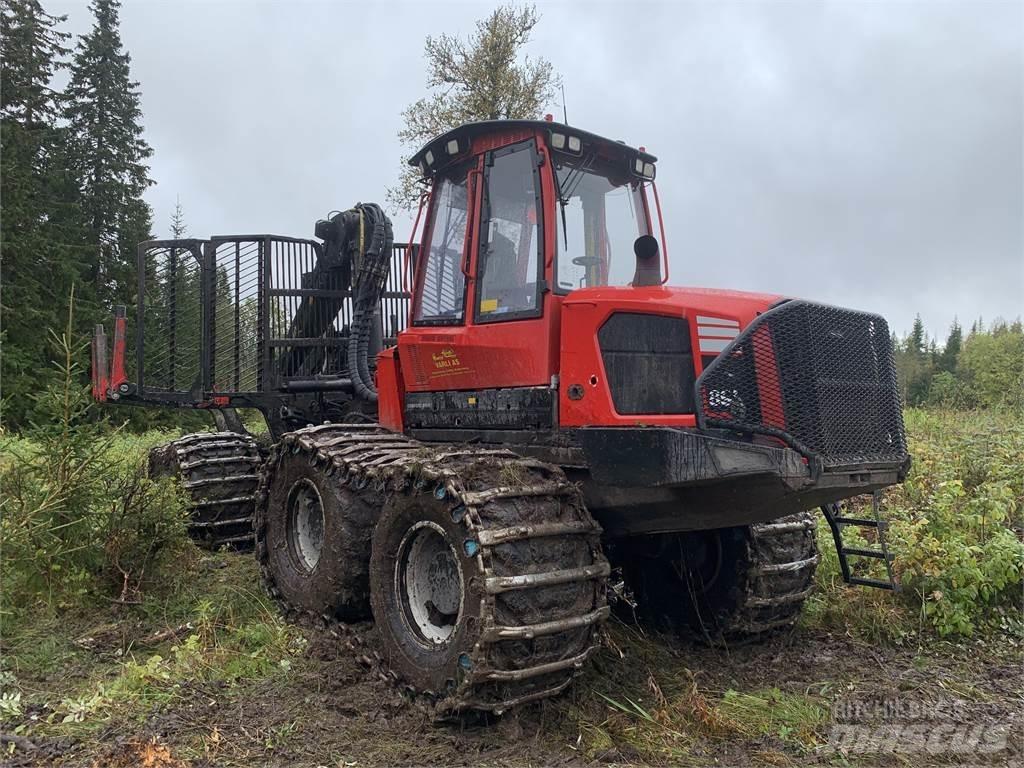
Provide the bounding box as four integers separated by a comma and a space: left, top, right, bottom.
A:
558, 286, 779, 427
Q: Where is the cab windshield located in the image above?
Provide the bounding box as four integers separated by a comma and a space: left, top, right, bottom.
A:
554, 159, 650, 290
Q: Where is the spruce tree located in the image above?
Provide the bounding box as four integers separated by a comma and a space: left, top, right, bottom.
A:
908, 314, 926, 357
169, 196, 187, 239
0, 0, 83, 428
63, 0, 153, 313
939, 319, 962, 373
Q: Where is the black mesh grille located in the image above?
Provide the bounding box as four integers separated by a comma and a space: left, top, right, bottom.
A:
598, 313, 694, 414
695, 300, 907, 468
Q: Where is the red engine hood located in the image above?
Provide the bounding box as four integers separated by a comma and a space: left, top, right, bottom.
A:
562, 285, 784, 330
557, 285, 787, 429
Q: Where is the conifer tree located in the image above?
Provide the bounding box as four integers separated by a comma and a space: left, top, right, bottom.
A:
63, 0, 153, 312
939, 319, 962, 373
169, 196, 187, 239
0, 0, 82, 428
908, 314, 926, 358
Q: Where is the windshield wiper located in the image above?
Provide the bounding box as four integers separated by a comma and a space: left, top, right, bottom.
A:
554, 152, 600, 252
553, 166, 569, 251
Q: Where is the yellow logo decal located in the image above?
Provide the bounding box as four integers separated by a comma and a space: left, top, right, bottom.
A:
430, 346, 471, 377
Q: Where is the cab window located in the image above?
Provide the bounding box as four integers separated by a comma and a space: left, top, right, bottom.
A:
415, 170, 469, 323
475, 141, 543, 322
554, 158, 649, 291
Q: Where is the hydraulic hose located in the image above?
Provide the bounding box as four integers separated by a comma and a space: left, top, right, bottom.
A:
345, 203, 393, 402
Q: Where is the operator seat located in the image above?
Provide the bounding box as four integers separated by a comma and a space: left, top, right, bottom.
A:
481, 230, 519, 310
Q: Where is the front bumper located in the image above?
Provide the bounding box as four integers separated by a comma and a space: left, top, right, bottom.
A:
577, 426, 910, 535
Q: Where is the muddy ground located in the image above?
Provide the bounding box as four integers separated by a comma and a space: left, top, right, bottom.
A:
3, 554, 1021, 768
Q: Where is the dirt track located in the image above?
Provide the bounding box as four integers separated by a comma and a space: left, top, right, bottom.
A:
7, 564, 1020, 768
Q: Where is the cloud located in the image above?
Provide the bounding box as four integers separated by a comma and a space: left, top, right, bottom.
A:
52, 0, 1022, 338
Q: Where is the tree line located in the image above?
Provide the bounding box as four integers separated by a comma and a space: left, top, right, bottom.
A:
2, 0, 152, 429
894, 315, 1023, 410
2, 0, 1018, 433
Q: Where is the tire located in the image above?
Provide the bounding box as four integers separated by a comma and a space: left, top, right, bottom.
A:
369, 455, 608, 715
255, 430, 380, 622
622, 512, 819, 644
147, 431, 262, 550
253, 425, 609, 714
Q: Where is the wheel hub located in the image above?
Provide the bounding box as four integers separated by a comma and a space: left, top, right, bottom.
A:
675, 531, 724, 592
287, 479, 324, 571
397, 522, 463, 645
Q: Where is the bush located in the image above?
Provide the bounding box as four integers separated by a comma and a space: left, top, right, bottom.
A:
957, 329, 1024, 410
0, 302, 193, 609
812, 408, 1024, 639
888, 409, 1024, 636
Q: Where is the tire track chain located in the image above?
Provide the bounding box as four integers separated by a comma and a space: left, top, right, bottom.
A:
149, 431, 262, 549
729, 511, 820, 639
255, 423, 610, 714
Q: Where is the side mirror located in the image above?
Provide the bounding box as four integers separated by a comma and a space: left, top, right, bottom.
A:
632, 235, 661, 287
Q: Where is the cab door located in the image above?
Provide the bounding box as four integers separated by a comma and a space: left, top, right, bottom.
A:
399, 138, 555, 394
462, 138, 553, 388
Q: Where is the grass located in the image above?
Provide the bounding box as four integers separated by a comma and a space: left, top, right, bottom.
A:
1, 555, 300, 752
716, 688, 829, 748
2, 407, 1021, 765
3, 553, 1019, 766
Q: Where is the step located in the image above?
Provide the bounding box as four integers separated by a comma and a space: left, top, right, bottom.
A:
833, 516, 884, 528
841, 547, 894, 561
849, 576, 896, 590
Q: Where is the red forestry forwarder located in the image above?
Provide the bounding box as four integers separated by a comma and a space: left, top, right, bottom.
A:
92, 118, 909, 714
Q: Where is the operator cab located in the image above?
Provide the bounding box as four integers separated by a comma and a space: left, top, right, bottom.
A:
408, 119, 664, 323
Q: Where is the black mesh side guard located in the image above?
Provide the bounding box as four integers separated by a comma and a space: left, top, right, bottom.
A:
694, 300, 908, 471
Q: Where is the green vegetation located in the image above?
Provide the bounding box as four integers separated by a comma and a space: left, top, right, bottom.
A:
2, 405, 1019, 765
1, 0, 157, 430
0, 301, 194, 611
388, 3, 558, 210
895, 316, 1023, 410
0, 555, 298, 764
808, 407, 1024, 639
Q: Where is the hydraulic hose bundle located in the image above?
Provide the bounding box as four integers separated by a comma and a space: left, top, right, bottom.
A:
315, 203, 393, 402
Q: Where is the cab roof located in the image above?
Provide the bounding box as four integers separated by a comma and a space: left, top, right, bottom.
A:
408, 119, 657, 176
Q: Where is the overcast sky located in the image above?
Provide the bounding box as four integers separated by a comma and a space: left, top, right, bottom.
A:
52, 0, 1022, 340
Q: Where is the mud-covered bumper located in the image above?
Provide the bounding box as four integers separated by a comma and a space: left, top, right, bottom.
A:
580, 427, 909, 489
577, 426, 910, 535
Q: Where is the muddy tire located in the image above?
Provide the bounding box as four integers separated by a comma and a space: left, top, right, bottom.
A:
255, 425, 609, 714
621, 512, 819, 644
255, 429, 380, 622
370, 471, 608, 714
148, 431, 262, 550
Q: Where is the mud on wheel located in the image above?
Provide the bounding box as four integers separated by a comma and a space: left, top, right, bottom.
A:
620, 512, 819, 644
148, 432, 263, 550
254, 426, 385, 622
255, 425, 610, 714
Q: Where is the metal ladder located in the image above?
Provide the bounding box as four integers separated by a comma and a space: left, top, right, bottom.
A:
821, 491, 899, 591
